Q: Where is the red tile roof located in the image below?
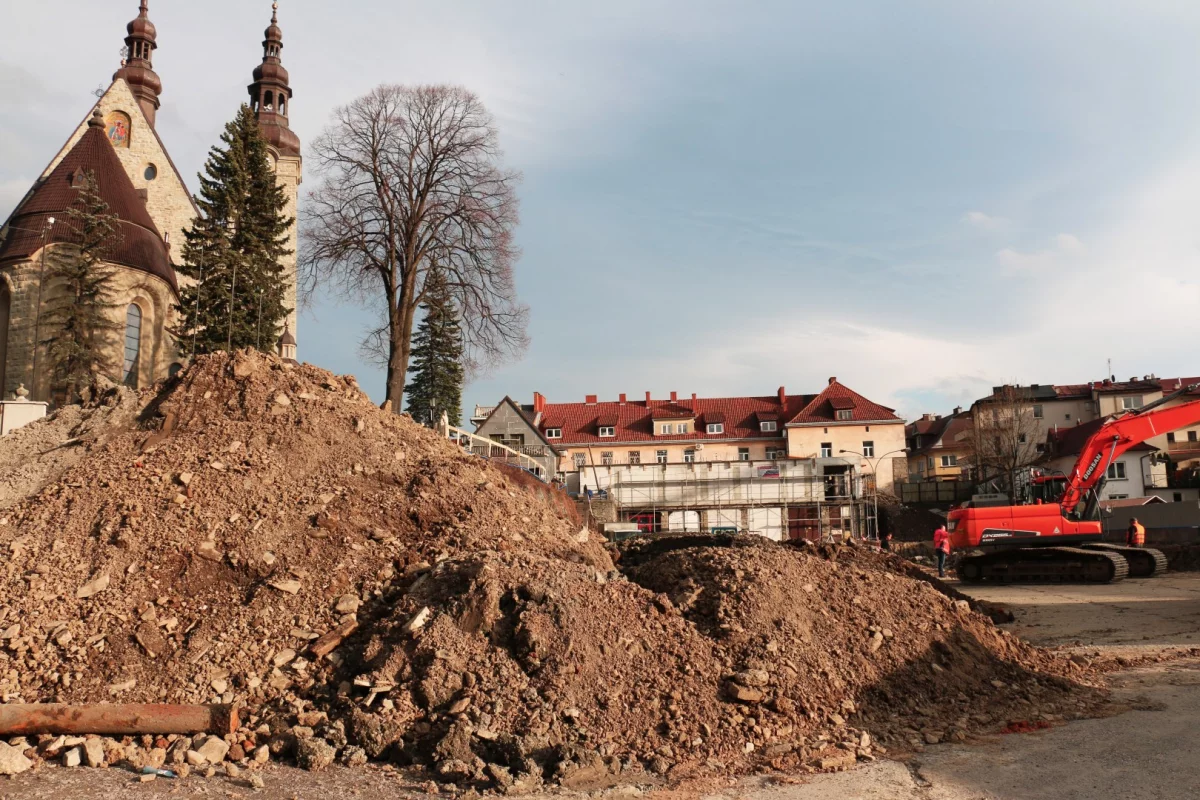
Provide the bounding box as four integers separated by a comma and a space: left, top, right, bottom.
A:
541, 393, 811, 445
786, 379, 901, 425
650, 404, 696, 420
0, 114, 176, 293
538, 381, 900, 446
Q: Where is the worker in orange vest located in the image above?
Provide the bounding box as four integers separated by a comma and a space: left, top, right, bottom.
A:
933, 525, 951, 577
1126, 517, 1146, 547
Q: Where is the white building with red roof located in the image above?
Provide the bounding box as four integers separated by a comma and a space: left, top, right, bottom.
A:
474, 378, 905, 541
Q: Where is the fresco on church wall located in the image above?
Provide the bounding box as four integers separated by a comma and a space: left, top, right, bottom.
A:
106, 112, 131, 148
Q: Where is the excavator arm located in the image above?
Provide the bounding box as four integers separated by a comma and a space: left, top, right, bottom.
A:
1059, 383, 1200, 517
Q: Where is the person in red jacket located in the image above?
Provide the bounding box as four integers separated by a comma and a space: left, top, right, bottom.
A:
933, 525, 951, 577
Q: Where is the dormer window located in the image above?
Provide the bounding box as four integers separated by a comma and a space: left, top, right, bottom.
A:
598, 426, 616, 438
660, 424, 671, 435
835, 409, 853, 421
706, 423, 724, 435
545, 428, 562, 439
760, 421, 777, 432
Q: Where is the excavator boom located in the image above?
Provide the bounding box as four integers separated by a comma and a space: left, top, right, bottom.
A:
1059, 383, 1200, 516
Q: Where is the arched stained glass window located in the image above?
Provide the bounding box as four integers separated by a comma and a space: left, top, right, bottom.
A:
122, 304, 142, 387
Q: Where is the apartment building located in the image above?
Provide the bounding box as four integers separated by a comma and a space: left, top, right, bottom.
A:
479, 379, 905, 541
905, 408, 971, 481
955, 375, 1200, 501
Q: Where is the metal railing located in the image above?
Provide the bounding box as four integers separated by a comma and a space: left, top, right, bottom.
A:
439, 421, 549, 481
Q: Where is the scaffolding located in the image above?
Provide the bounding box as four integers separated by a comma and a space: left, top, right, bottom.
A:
582, 460, 875, 542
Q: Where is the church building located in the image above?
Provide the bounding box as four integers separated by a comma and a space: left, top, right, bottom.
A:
0, 1, 301, 403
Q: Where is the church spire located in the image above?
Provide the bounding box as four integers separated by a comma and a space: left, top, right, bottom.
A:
249, 2, 300, 157
113, 0, 163, 128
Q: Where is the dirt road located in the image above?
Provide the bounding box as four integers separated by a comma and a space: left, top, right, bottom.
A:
6, 573, 1200, 799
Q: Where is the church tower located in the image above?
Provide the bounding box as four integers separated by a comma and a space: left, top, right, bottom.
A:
113, 1, 163, 128
249, 2, 302, 356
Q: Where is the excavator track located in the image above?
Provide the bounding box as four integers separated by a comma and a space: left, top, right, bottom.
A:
1080, 543, 1168, 578
957, 547, 1129, 584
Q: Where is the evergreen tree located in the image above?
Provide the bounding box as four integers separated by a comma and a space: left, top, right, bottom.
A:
405, 271, 465, 426
41, 171, 122, 402
178, 104, 293, 354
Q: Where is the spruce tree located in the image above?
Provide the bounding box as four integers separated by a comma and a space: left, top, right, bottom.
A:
178, 104, 293, 354
405, 271, 465, 426
41, 171, 123, 402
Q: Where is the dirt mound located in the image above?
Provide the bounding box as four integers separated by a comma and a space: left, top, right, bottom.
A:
0, 351, 1105, 789
617, 536, 1102, 764
0, 383, 140, 509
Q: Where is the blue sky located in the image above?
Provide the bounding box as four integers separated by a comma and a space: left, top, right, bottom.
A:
5, 1, 1200, 420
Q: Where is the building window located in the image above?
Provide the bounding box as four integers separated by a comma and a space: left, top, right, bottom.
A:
656, 450, 668, 464
1191, 431, 1198, 443
1036, 443, 1046, 453
598, 426, 615, 438
545, 428, 562, 439
1168, 432, 1176, 443
940, 454, 957, 467
676, 423, 688, 434
1107, 462, 1127, 480
144, 163, 158, 181
835, 409, 852, 421
820, 442, 833, 458
628, 451, 641, 465
766, 448, 785, 460
738, 447, 750, 461
122, 304, 142, 387
927, 456, 934, 468
1175, 492, 1184, 502
573, 453, 586, 468
1121, 396, 1144, 410
1109, 494, 1129, 500
1018, 433, 1027, 444
862, 441, 874, 458
1033, 404, 1044, 418
1065, 413, 1071, 420
683, 449, 696, 463
660, 424, 672, 435
706, 423, 724, 435
760, 421, 777, 432
601, 452, 614, 465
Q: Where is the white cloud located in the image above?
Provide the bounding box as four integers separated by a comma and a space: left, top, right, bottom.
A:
995, 232, 1086, 272
962, 210, 1009, 231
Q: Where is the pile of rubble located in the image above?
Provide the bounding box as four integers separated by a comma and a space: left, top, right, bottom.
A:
0, 351, 1106, 789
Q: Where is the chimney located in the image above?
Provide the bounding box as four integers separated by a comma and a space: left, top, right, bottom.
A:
645, 391, 651, 403
619, 393, 627, 405
585, 394, 597, 405
922, 413, 935, 421
690, 392, 697, 409
670, 391, 678, 402
953, 406, 962, 415
778, 386, 787, 405
828, 376, 837, 385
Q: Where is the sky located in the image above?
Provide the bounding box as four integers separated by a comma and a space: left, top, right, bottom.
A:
4, 0, 1200, 421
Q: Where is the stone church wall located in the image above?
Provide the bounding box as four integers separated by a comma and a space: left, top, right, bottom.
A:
0, 249, 178, 401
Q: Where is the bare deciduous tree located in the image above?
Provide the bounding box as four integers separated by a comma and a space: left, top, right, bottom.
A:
301, 84, 528, 410
965, 385, 1043, 493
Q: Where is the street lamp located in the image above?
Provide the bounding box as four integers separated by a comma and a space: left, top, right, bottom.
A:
840, 447, 907, 541
30, 216, 56, 402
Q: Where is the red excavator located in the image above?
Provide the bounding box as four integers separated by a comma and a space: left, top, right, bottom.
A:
948, 383, 1200, 583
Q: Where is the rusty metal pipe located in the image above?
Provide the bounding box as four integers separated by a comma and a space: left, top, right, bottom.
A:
0, 703, 238, 736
